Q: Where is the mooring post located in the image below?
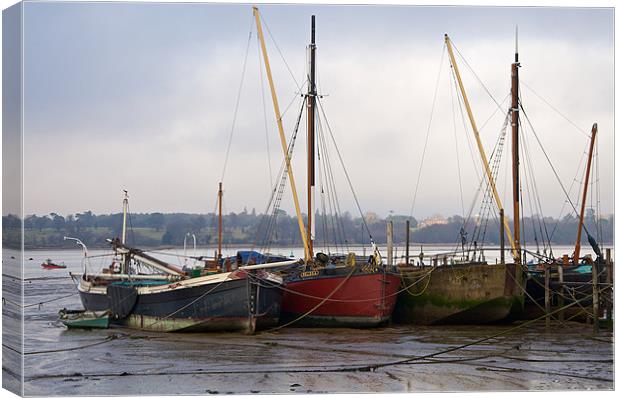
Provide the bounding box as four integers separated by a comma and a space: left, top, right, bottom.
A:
592, 259, 599, 333
544, 264, 551, 330
605, 248, 613, 322
387, 220, 394, 266
405, 219, 410, 265
557, 264, 564, 322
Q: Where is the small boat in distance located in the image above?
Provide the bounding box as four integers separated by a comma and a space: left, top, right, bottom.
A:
41, 258, 67, 270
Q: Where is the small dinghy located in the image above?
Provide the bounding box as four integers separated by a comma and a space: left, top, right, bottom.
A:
41, 259, 67, 270
58, 308, 110, 329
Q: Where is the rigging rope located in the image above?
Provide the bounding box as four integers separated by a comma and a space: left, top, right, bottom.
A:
220, 21, 254, 182
409, 43, 446, 218
316, 98, 376, 248
521, 80, 590, 138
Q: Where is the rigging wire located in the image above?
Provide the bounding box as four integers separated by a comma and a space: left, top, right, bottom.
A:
257, 30, 274, 188
449, 66, 465, 217
521, 80, 590, 139
220, 21, 254, 183
259, 12, 302, 92
519, 103, 593, 241
451, 40, 503, 109
316, 97, 375, 245
409, 43, 446, 218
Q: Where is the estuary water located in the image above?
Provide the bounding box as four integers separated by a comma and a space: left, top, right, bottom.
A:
2, 247, 614, 395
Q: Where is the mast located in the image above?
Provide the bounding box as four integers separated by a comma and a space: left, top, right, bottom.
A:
574, 123, 598, 264
307, 15, 316, 258
121, 190, 129, 273
253, 7, 311, 261
444, 34, 518, 259
121, 190, 128, 245
511, 27, 521, 264
218, 182, 223, 260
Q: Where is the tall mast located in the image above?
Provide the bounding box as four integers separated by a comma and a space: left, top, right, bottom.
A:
121, 190, 129, 273
574, 123, 598, 264
253, 7, 311, 261
218, 182, 223, 260
121, 190, 128, 245
307, 15, 316, 259
511, 26, 521, 264
444, 34, 517, 259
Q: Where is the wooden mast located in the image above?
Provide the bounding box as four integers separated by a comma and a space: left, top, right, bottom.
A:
573, 123, 598, 264
306, 15, 316, 259
444, 34, 517, 259
218, 182, 223, 260
253, 7, 311, 261
121, 190, 129, 273
511, 28, 521, 264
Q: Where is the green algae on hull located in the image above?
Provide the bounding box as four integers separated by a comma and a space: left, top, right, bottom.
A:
393, 262, 525, 325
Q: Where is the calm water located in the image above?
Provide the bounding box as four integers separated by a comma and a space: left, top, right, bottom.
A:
2, 247, 614, 395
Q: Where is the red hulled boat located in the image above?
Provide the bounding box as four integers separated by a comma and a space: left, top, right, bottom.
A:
254, 9, 400, 328
281, 259, 401, 327
41, 258, 67, 270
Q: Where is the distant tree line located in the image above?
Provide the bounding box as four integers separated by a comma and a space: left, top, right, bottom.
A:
2, 209, 613, 250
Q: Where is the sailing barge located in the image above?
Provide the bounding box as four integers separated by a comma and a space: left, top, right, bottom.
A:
74, 192, 288, 333
394, 34, 526, 325
253, 8, 401, 327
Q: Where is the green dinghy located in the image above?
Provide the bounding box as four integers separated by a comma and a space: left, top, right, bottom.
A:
59, 308, 110, 329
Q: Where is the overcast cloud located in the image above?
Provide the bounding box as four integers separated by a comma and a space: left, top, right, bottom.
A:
17, 2, 613, 221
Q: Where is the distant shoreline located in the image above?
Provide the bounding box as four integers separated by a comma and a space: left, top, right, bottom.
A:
4, 241, 613, 252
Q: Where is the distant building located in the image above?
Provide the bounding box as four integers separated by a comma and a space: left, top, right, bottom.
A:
418, 214, 448, 228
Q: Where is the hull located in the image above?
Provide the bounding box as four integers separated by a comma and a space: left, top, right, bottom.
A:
281, 267, 401, 328
393, 262, 525, 325
59, 309, 110, 329
41, 264, 66, 269
78, 271, 283, 333
520, 263, 608, 320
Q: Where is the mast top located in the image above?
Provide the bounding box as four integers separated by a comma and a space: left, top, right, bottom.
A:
514, 25, 519, 63
311, 15, 315, 44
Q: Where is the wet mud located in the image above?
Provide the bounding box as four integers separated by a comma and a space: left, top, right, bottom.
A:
2, 250, 614, 395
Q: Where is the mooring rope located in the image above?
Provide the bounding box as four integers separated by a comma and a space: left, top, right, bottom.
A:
248, 266, 430, 303
262, 264, 359, 332
3, 334, 121, 356
337, 284, 612, 372
2, 292, 78, 309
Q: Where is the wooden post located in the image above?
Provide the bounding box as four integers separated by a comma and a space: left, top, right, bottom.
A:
544, 264, 551, 330
387, 221, 394, 266
557, 264, 564, 322
592, 260, 599, 333
405, 220, 410, 265
605, 248, 613, 322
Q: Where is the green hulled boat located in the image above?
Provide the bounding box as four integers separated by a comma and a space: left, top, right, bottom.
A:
393, 262, 524, 325
59, 308, 110, 329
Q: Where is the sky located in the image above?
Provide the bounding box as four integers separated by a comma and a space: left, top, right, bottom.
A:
7, 1, 615, 221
